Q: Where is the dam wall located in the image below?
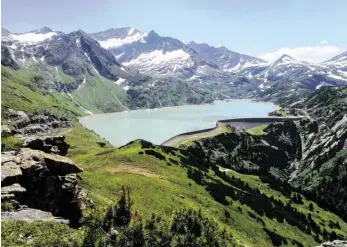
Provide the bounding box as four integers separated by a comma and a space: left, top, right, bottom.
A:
161, 116, 305, 146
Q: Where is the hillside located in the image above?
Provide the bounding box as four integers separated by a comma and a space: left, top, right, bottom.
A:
2, 58, 347, 247
1, 29, 220, 114
2, 27, 347, 247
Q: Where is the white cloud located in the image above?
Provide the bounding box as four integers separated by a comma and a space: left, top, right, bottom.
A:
259, 45, 342, 63
320, 40, 328, 45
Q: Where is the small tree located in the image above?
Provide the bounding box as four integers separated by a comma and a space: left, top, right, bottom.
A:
102, 186, 133, 232
308, 202, 314, 211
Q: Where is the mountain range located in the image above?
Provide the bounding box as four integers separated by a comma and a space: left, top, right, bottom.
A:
2, 26, 347, 247
2, 26, 347, 112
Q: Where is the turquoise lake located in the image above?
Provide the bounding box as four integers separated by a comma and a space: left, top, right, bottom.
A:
79, 100, 277, 146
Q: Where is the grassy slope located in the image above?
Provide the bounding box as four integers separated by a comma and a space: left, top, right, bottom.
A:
58, 124, 347, 247
173, 124, 232, 148
247, 124, 268, 135
72, 71, 129, 113
2, 67, 347, 247
1, 66, 86, 117
1, 65, 128, 116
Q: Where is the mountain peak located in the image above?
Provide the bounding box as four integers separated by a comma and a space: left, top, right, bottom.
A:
34, 27, 54, 34
325, 50, 347, 63
279, 54, 295, 60
1, 28, 10, 37
273, 54, 296, 65
215, 44, 226, 49
71, 30, 88, 38
147, 30, 159, 36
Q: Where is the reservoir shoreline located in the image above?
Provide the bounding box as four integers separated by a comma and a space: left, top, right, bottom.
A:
78, 100, 278, 146
79, 98, 280, 120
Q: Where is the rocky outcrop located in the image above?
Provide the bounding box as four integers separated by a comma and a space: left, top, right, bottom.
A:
1, 148, 91, 226
20, 135, 70, 156
298, 115, 347, 170
317, 240, 347, 247
1, 183, 26, 201
2, 208, 69, 224
187, 121, 300, 175
1, 124, 13, 137
4, 109, 72, 135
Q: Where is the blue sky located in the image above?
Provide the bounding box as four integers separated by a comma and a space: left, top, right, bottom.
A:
2, 0, 346, 62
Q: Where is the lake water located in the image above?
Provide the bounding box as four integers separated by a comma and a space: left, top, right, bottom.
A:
79, 100, 277, 146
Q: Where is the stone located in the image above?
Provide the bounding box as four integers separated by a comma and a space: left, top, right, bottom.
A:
1, 151, 21, 164
1, 208, 69, 224
1, 183, 26, 201
318, 240, 347, 247
0, 147, 89, 225
96, 141, 107, 147
20, 135, 70, 156
1, 124, 12, 137
18, 148, 83, 176
1, 161, 22, 185
7, 110, 72, 135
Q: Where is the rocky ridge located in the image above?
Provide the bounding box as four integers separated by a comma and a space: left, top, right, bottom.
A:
187, 86, 347, 220
1, 110, 92, 226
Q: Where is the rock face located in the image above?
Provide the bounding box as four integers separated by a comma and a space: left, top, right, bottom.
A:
4, 109, 72, 135
20, 135, 70, 156
187, 86, 347, 221
1, 147, 91, 226
188, 121, 301, 175
1, 183, 26, 201
318, 240, 347, 247
2, 208, 69, 224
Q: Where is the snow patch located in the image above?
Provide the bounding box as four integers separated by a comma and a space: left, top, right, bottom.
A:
123, 49, 191, 73
327, 72, 347, 81
115, 78, 126, 85
116, 52, 125, 59
98, 31, 148, 49
128, 28, 135, 35
337, 69, 347, 77
76, 38, 81, 48
77, 77, 86, 91
84, 52, 100, 76
84, 52, 92, 62
9, 32, 57, 44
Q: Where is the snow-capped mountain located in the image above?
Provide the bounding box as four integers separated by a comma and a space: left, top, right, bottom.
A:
2, 26, 347, 105
1, 28, 144, 87
254, 54, 347, 90
90, 28, 233, 82
1, 27, 60, 44
187, 41, 269, 76
323, 51, 347, 72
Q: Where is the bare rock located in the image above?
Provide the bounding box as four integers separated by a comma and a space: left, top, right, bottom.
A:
20, 135, 70, 156
1, 161, 22, 185
96, 141, 107, 147
318, 240, 347, 247
1, 183, 26, 201
1, 124, 13, 137
2, 208, 69, 224
18, 148, 83, 176
7, 109, 72, 135
1, 148, 88, 226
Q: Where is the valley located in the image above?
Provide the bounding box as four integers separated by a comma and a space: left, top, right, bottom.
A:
1, 23, 347, 247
